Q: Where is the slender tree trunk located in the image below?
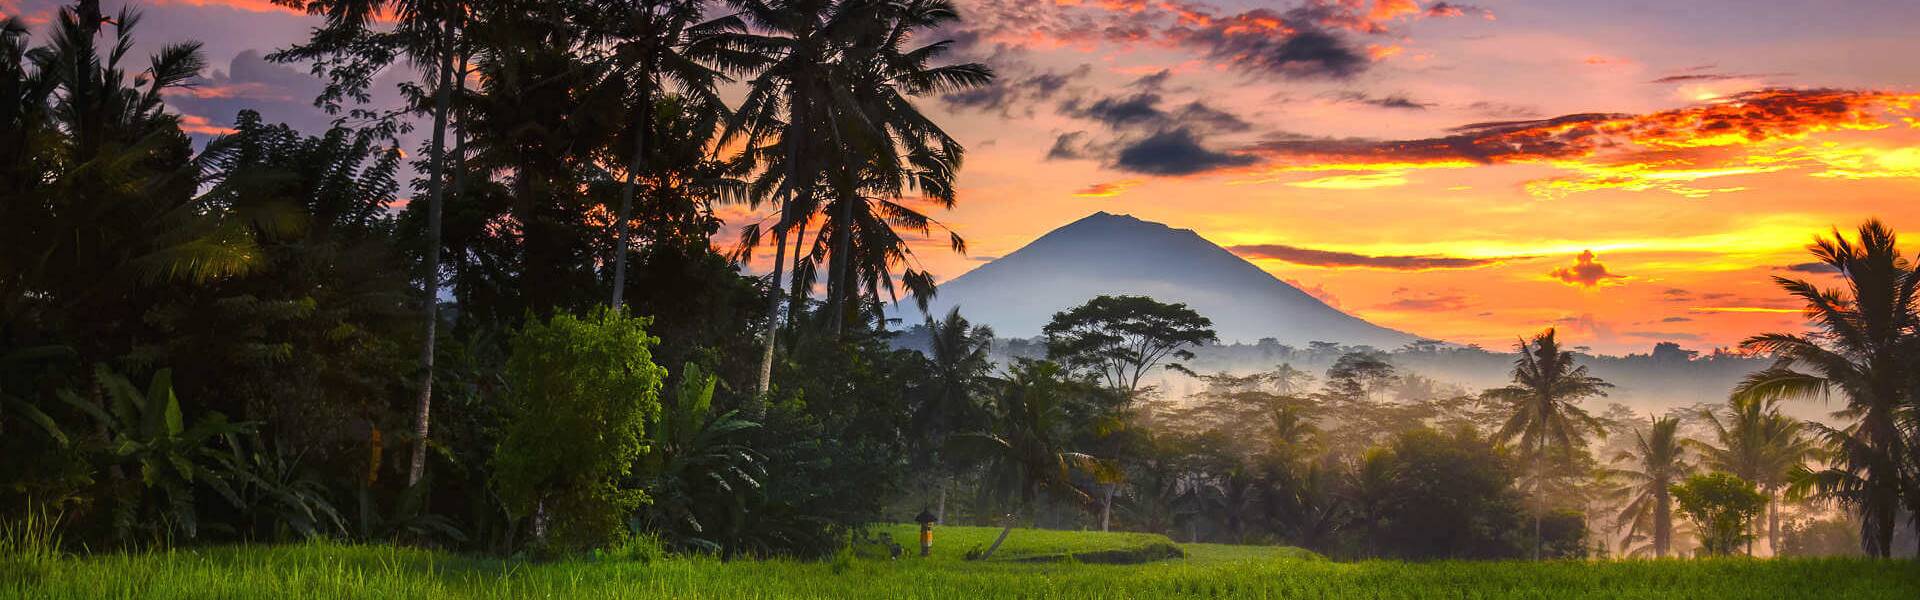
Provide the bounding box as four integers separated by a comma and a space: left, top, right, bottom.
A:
787, 215, 808, 317
408, 21, 456, 488
1101, 484, 1114, 532
752, 210, 790, 410
1532, 444, 1543, 560
1765, 490, 1779, 556
824, 116, 853, 335
936, 477, 947, 525
1655, 488, 1671, 558
610, 81, 650, 308
978, 513, 1016, 560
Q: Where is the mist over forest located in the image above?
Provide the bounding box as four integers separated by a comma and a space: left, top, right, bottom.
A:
895, 331, 1797, 420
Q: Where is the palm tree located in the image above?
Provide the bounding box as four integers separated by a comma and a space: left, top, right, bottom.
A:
1483, 328, 1612, 560
1732, 219, 1917, 558
724, 0, 842, 402
587, 0, 758, 308
1, 7, 273, 388
1692, 396, 1818, 555
914, 307, 993, 523
726, 0, 991, 400
1606, 415, 1691, 558
808, 0, 989, 332
276, 0, 471, 487
951, 360, 1103, 560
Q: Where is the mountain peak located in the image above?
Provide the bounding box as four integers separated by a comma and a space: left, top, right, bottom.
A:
914, 213, 1419, 347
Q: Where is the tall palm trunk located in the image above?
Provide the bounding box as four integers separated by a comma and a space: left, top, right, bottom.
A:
824, 114, 854, 335
1532, 442, 1543, 560
787, 215, 809, 317
752, 205, 789, 411
610, 81, 650, 308
1765, 489, 1779, 556
408, 21, 456, 487
1655, 487, 1671, 558
755, 92, 809, 400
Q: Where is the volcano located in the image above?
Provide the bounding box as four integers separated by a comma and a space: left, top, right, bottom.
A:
910, 211, 1420, 347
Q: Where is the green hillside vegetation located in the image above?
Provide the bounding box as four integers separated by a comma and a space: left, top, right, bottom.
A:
6, 528, 1916, 599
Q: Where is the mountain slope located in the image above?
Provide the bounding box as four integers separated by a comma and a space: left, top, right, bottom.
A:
912, 212, 1419, 347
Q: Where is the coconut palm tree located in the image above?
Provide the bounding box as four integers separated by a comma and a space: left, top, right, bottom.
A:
950, 360, 1103, 560
913, 307, 994, 523
723, 0, 843, 402
807, 0, 989, 332
1732, 219, 1917, 558
1483, 328, 1612, 560
1692, 396, 1819, 555
725, 0, 990, 400
1606, 415, 1691, 558
586, 0, 759, 308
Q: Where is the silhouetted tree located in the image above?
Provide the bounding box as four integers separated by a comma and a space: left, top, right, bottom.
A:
1606, 415, 1691, 558
1484, 328, 1611, 560
1042, 295, 1218, 397
1733, 220, 1917, 557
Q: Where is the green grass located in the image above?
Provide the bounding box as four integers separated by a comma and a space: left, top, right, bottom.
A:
4, 527, 1917, 599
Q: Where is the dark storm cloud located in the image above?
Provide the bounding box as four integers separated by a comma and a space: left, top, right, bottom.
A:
1062, 92, 1168, 128
941, 64, 1092, 117
1176, 13, 1368, 79
1330, 91, 1434, 110
1113, 128, 1258, 176
1046, 131, 1095, 161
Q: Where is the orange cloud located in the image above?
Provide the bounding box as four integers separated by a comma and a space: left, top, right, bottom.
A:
1548, 250, 1626, 287
177, 114, 236, 135
166, 82, 289, 100
1235, 88, 1920, 196
150, 0, 305, 14
1688, 306, 1802, 314
1367, 43, 1404, 61
1287, 171, 1409, 189
1074, 180, 1144, 197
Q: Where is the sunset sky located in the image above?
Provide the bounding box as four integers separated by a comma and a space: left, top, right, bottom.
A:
8, 0, 1920, 354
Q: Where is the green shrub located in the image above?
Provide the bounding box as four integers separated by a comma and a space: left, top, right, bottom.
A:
1671, 472, 1768, 556
593, 533, 666, 564
493, 308, 666, 554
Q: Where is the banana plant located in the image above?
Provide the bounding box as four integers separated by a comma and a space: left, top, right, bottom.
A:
217, 432, 347, 541
58, 366, 250, 545
634, 362, 762, 553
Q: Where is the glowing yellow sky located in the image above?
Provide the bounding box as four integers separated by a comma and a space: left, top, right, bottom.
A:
65, 0, 1920, 354
835, 0, 1920, 354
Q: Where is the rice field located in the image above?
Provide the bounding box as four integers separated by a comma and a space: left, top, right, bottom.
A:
4, 525, 1915, 599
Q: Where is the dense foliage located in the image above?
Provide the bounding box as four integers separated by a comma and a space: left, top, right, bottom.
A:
494, 309, 665, 552
1672, 472, 1770, 556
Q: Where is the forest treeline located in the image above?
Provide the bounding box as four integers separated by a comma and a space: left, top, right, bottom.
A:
2, 1, 1917, 562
